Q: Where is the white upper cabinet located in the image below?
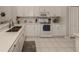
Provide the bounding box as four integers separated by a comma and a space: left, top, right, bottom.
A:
33, 6, 39, 16
24, 6, 34, 16
35, 6, 67, 16
17, 7, 25, 16
16, 6, 67, 17
17, 6, 34, 16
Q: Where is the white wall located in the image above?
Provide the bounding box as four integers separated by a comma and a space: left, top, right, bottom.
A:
69, 7, 79, 36
0, 6, 12, 22
0, 6, 17, 24
11, 7, 17, 24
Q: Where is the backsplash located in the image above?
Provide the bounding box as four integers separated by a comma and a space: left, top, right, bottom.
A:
17, 16, 62, 25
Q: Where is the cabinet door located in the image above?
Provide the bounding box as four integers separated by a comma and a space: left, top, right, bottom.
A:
34, 23, 41, 37
26, 23, 35, 36
8, 44, 15, 52
17, 7, 25, 16
52, 24, 66, 36
10, 39, 19, 52
8, 39, 19, 52
26, 23, 41, 37
13, 42, 19, 52
18, 33, 25, 52
23, 6, 34, 16
9, 31, 25, 52
33, 7, 39, 16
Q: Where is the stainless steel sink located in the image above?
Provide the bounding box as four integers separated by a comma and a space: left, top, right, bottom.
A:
6, 26, 22, 32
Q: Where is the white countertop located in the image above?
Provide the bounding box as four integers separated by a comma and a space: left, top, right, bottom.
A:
73, 33, 79, 38
0, 23, 9, 30
0, 24, 25, 52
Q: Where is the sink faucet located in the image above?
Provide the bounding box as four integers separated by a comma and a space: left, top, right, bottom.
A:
9, 19, 14, 28
9, 22, 11, 28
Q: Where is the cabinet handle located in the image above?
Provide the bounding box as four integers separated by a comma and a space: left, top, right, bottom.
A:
14, 45, 16, 47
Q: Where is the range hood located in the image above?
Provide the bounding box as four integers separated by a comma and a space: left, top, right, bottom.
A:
39, 11, 50, 17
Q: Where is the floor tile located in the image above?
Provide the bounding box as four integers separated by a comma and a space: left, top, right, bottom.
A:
26, 37, 75, 52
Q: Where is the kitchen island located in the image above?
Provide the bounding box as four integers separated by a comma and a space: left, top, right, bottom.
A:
0, 24, 25, 52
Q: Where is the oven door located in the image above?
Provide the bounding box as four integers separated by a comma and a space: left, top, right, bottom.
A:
40, 24, 52, 37
43, 25, 50, 31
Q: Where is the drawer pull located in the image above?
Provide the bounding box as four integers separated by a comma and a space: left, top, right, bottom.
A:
14, 45, 16, 47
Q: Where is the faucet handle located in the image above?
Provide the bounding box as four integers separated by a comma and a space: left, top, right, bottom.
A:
9, 23, 11, 28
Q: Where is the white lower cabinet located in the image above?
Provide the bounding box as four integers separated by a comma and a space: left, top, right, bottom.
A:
18, 33, 25, 52
8, 30, 25, 52
8, 39, 19, 52
26, 23, 41, 37
34, 23, 41, 37
12, 40, 20, 52
26, 23, 35, 36
75, 37, 79, 52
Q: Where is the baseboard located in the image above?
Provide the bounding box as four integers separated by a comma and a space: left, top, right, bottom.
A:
40, 35, 65, 38
26, 35, 65, 38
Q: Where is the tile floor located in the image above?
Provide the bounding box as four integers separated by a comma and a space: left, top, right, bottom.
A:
26, 37, 75, 52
